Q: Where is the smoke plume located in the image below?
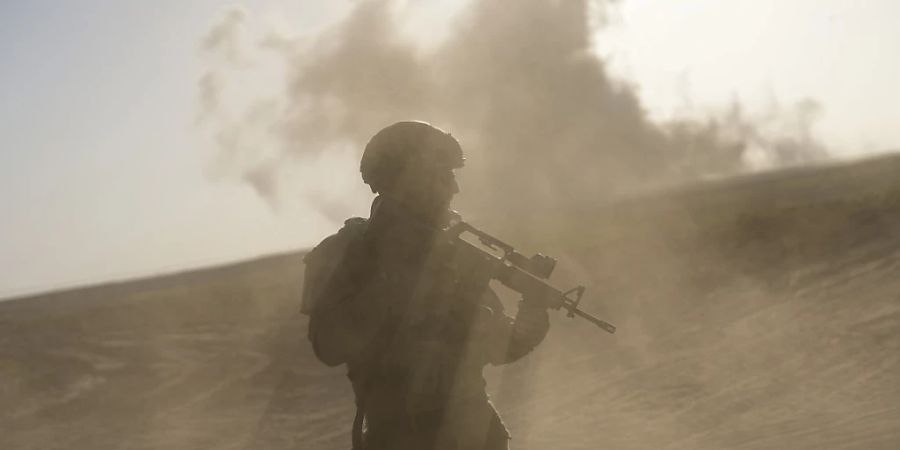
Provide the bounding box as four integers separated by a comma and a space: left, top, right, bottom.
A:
197, 0, 827, 222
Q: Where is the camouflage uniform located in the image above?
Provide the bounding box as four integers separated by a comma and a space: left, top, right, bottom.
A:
302, 122, 550, 450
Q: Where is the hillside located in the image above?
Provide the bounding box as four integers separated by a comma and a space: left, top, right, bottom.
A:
3, 154, 900, 449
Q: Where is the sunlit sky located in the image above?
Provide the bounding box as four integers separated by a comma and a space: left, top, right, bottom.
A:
1, 0, 898, 297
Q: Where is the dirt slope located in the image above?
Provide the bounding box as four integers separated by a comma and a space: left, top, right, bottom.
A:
2, 155, 900, 449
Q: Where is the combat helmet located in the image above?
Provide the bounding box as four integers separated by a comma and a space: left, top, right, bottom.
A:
360, 121, 464, 194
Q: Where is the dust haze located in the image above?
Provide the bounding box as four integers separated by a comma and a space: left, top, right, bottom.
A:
5, 154, 900, 449
197, 0, 826, 221
6, 1, 898, 450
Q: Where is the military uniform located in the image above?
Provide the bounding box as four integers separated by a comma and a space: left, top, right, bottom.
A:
303, 196, 549, 450
302, 120, 550, 449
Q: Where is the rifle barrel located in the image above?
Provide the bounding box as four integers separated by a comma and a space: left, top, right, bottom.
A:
568, 307, 617, 334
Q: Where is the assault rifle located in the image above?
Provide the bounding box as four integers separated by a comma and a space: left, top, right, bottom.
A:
441, 218, 616, 334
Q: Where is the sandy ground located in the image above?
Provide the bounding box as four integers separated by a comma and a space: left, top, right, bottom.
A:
2, 155, 900, 449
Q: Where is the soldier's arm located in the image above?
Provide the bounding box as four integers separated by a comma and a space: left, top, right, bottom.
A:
480, 290, 550, 365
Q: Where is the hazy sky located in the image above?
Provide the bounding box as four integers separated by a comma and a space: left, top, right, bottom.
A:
600, 0, 900, 153
1, 0, 898, 297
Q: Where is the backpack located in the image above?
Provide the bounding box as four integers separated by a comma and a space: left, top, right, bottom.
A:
301, 217, 369, 316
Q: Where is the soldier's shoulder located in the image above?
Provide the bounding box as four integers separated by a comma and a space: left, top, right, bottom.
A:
340, 216, 369, 235
304, 217, 369, 264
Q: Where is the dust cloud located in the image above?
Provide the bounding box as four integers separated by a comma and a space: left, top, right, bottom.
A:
197, 0, 827, 222
6, 155, 900, 450
194, 1, 831, 430
194, 0, 832, 404
2, 4, 892, 450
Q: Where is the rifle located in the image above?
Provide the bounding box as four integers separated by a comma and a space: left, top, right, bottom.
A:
440, 218, 616, 334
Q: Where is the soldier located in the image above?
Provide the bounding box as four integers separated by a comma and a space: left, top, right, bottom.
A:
302, 121, 550, 450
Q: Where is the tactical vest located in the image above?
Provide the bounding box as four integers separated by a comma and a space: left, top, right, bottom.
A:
301, 213, 512, 449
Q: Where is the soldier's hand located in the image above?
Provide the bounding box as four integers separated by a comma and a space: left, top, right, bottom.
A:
513, 300, 550, 341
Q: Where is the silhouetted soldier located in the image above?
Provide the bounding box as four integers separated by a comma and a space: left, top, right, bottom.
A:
302, 121, 549, 450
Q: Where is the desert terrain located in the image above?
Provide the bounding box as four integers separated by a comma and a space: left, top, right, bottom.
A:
2, 154, 900, 449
